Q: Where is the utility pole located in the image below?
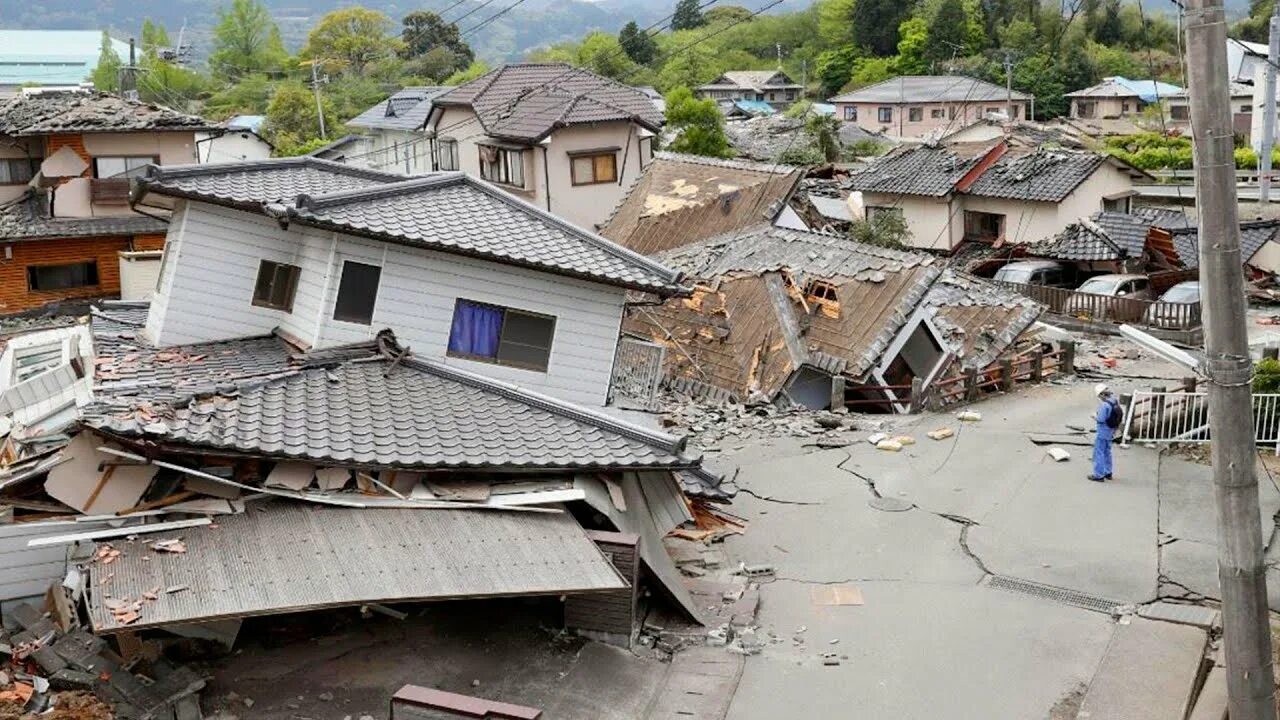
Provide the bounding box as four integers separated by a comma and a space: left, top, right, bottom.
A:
1261, 1, 1280, 202
1004, 51, 1015, 121
310, 61, 328, 140
1185, 0, 1278, 716
776, 42, 783, 71
119, 38, 139, 101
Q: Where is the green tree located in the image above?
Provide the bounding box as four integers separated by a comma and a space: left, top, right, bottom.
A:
141, 19, 170, 55
654, 31, 722, 89
665, 86, 732, 157
896, 17, 929, 75
619, 21, 658, 64
1058, 37, 1096, 92
850, 211, 911, 248
818, 0, 856, 46
138, 54, 205, 108
962, 0, 988, 53
400, 10, 473, 76
90, 32, 122, 92
210, 0, 288, 81
705, 5, 754, 24
999, 19, 1041, 55
576, 32, 636, 79
807, 113, 841, 162
406, 46, 467, 81
204, 73, 273, 119
264, 82, 334, 151
672, 0, 708, 31
852, 0, 916, 56
848, 56, 896, 88
302, 7, 401, 76
815, 45, 858, 97
444, 60, 491, 85
926, 0, 969, 66
1013, 54, 1066, 118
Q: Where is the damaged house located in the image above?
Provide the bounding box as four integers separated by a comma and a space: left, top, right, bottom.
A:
622, 224, 1042, 411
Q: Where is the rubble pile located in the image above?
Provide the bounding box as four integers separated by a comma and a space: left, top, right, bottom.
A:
657, 394, 869, 451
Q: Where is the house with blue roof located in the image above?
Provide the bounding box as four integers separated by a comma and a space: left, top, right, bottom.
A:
1064, 76, 1184, 121
0, 30, 129, 92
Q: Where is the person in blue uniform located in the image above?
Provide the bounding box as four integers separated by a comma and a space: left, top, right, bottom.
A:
1090, 383, 1120, 482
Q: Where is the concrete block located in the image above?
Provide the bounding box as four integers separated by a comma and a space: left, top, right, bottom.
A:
1076, 618, 1207, 720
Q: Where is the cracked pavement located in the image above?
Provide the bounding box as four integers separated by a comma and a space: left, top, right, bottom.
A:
708, 380, 1246, 719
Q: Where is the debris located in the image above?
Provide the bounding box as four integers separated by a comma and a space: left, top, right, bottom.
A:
741, 563, 775, 578
362, 603, 408, 621
151, 538, 188, 553
822, 653, 841, 666
165, 585, 189, 594
314, 467, 352, 492
26, 518, 212, 548
957, 410, 982, 422
810, 585, 865, 606
892, 435, 916, 446
44, 434, 158, 514
1046, 447, 1071, 462
264, 462, 314, 491
875, 439, 903, 452
815, 415, 843, 430
867, 432, 889, 445
926, 428, 954, 440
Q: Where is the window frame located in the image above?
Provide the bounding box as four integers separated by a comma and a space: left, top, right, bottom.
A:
27, 260, 100, 292
478, 145, 526, 189
437, 137, 459, 171
877, 107, 893, 123
930, 108, 945, 119
446, 298, 557, 373
844, 106, 857, 121
908, 107, 923, 122
0, 157, 36, 185
251, 259, 301, 313
92, 155, 159, 179
569, 150, 619, 186
331, 260, 382, 325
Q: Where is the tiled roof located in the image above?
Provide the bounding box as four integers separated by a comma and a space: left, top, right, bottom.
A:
83, 349, 697, 472
433, 63, 664, 143
347, 86, 450, 132
699, 71, 802, 91
925, 271, 1043, 369
600, 152, 803, 255
1134, 205, 1192, 230
844, 142, 994, 197
829, 75, 1031, 104
0, 91, 213, 135
0, 191, 165, 241
963, 148, 1108, 202
1027, 212, 1152, 261
1064, 76, 1184, 102
1167, 219, 1280, 268
138, 159, 684, 294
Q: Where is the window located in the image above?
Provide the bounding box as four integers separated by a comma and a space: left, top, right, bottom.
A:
478, 145, 525, 188
877, 107, 893, 123
1103, 196, 1132, 213
866, 205, 904, 225
437, 138, 459, 171
93, 156, 158, 179
27, 261, 98, 291
930, 108, 945, 119
252, 260, 301, 312
908, 107, 923, 122
0, 158, 34, 185
785, 90, 796, 101
447, 299, 556, 372
569, 151, 618, 185
986, 107, 1001, 115
1077, 101, 1097, 119
1170, 105, 1190, 121
844, 106, 857, 121
332, 261, 381, 324
1241, 104, 1254, 114
1121, 102, 1130, 113
12, 344, 63, 383
964, 210, 1005, 242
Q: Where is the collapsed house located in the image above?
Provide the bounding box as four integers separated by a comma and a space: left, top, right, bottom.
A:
622, 224, 1043, 411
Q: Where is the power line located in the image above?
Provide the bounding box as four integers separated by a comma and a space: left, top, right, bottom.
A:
461, 0, 531, 37
450, 0, 503, 26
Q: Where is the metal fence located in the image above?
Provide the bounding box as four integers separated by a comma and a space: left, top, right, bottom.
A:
609, 337, 666, 410
1123, 390, 1280, 451
995, 281, 1202, 331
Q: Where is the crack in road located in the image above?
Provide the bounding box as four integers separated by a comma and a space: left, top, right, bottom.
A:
835, 451, 882, 498
737, 487, 823, 506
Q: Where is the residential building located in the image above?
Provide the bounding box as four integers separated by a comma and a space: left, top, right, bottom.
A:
1064, 76, 1184, 120
131, 157, 686, 408
828, 76, 1033, 139
197, 115, 273, 163
305, 134, 373, 167
0, 31, 129, 92
844, 140, 1149, 252
424, 63, 664, 230
0, 90, 211, 313
695, 70, 805, 109
599, 152, 804, 255
346, 86, 449, 175
1164, 82, 1256, 140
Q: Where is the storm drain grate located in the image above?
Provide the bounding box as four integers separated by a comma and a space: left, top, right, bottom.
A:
984, 575, 1123, 614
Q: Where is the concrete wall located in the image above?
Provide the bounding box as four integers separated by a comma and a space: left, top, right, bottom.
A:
199, 131, 273, 164
82, 132, 198, 166
834, 101, 1030, 139
148, 200, 628, 406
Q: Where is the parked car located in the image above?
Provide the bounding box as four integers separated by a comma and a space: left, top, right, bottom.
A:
1063, 274, 1155, 322
992, 260, 1072, 287
1142, 281, 1200, 329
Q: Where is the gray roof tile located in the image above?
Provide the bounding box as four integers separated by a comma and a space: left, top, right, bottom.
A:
844, 142, 994, 197
138, 159, 683, 294
1168, 219, 1280, 268
347, 86, 450, 132
964, 148, 1108, 202
829, 75, 1032, 104
1027, 211, 1152, 261
0, 91, 212, 135
0, 190, 165, 241
434, 63, 664, 142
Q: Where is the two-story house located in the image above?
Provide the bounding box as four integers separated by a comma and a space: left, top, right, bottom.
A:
844, 140, 1149, 252
0, 90, 212, 314
695, 70, 805, 109
346, 86, 449, 175
1064, 77, 1184, 120
131, 156, 685, 408
423, 63, 664, 230
829, 76, 1033, 140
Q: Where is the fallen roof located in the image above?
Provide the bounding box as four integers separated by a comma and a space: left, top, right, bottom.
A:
136, 159, 684, 294
924, 271, 1043, 370
1026, 212, 1152, 261
599, 152, 803, 256
829, 75, 1032, 104
0, 90, 213, 135
83, 330, 698, 472
433, 63, 664, 143
1166, 219, 1280, 268
347, 86, 450, 132
85, 502, 626, 632
0, 190, 166, 241
1064, 76, 1184, 102
699, 70, 803, 91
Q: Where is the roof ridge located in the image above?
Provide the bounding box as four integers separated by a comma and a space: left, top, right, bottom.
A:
290, 172, 467, 209
400, 355, 692, 458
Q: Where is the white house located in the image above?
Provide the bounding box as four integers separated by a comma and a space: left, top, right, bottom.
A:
346, 86, 449, 175
131, 157, 686, 407
424, 63, 664, 231
198, 115, 273, 163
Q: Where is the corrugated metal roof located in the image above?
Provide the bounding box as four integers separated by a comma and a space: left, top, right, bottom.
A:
84, 503, 626, 632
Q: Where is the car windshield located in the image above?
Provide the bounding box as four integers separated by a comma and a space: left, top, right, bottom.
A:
1078, 278, 1120, 294
996, 267, 1034, 283
1160, 284, 1199, 303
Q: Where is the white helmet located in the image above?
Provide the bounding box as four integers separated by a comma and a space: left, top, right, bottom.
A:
1094, 383, 1110, 397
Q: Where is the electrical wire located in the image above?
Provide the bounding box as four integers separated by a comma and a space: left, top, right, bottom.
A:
450, 0, 503, 26
461, 0, 532, 37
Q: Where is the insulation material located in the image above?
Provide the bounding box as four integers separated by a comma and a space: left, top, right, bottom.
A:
264, 462, 314, 491
43, 433, 156, 514
383, 470, 423, 495
314, 467, 351, 491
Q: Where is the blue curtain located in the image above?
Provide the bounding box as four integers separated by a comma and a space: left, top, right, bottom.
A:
448, 300, 503, 358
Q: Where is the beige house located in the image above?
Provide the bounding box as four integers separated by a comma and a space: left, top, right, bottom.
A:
844, 140, 1148, 252
1064, 76, 1184, 120
828, 76, 1033, 140
424, 63, 664, 230
695, 70, 804, 109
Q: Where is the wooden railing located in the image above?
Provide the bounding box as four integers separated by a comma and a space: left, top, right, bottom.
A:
994, 281, 1202, 330
90, 177, 131, 204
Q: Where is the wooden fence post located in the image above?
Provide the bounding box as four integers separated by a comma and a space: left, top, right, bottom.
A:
829, 376, 845, 412
965, 368, 979, 402
1061, 341, 1076, 375
1031, 348, 1044, 383
909, 376, 924, 414
999, 359, 1015, 391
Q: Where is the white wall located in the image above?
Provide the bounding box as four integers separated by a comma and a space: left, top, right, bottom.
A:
148, 200, 627, 406
362, 129, 430, 175
118, 250, 163, 300
861, 192, 954, 251
199, 131, 273, 163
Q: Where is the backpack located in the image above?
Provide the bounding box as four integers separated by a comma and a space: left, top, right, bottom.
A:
1105, 400, 1124, 430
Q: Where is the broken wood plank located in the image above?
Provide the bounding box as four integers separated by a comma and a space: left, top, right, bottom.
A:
46, 435, 156, 513
154, 460, 367, 508
26, 517, 212, 547
116, 491, 197, 516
